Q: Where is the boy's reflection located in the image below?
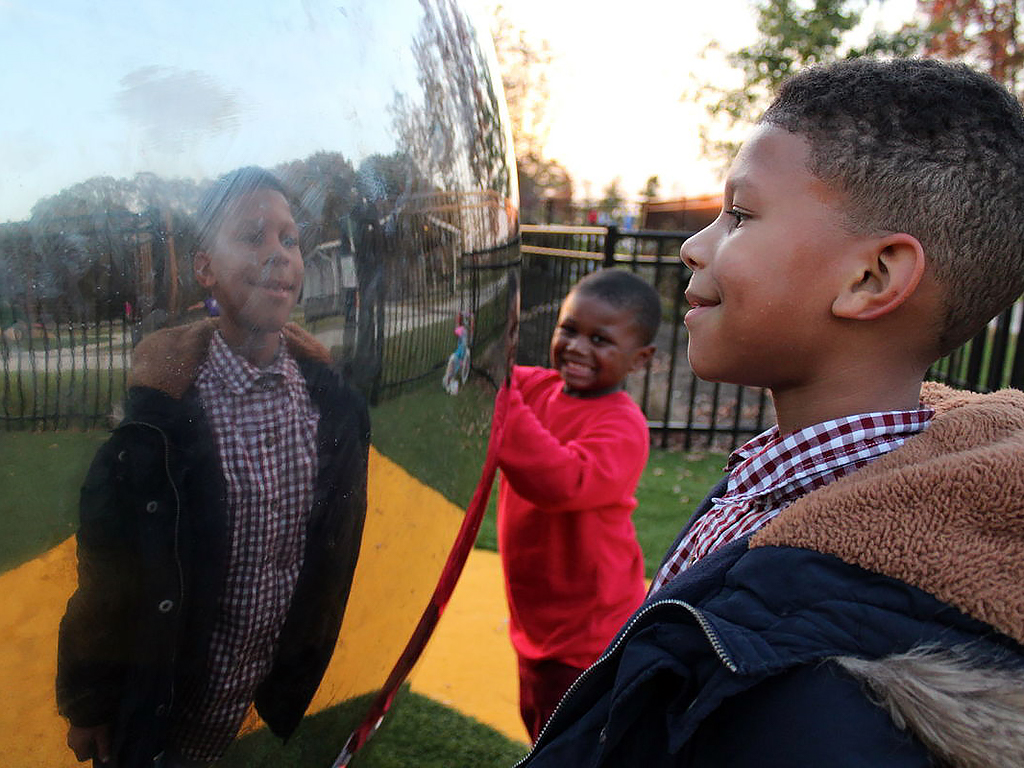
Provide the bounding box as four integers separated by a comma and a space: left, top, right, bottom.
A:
57, 167, 370, 767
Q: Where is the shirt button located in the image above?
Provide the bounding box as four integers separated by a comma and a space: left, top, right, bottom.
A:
145, 500, 159, 513
269, 499, 280, 512
157, 599, 174, 613
265, 434, 276, 448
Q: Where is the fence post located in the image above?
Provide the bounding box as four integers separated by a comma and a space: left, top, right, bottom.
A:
603, 225, 618, 267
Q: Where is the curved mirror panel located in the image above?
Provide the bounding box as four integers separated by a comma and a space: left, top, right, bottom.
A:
0, 1, 519, 765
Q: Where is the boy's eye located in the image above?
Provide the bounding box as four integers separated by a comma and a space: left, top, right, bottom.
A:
725, 208, 750, 229
239, 230, 264, 245
281, 234, 299, 248
590, 334, 607, 345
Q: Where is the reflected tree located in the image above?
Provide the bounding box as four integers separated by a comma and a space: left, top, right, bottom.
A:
392, 0, 512, 196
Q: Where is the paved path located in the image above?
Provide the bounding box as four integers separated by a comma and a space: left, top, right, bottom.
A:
410, 549, 529, 744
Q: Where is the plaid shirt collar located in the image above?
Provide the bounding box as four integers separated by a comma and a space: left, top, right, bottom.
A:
648, 405, 935, 596
719, 406, 935, 508
205, 331, 297, 395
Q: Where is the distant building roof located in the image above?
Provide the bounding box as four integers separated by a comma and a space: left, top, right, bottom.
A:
640, 193, 722, 232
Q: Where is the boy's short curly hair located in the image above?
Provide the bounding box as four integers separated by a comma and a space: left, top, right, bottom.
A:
761, 58, 1024, 354
573, 268, 661, 345
194, 166, 291, 252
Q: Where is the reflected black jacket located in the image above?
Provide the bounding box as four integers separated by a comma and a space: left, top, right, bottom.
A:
517, 383, 1024, 767
56, 320, 370, 767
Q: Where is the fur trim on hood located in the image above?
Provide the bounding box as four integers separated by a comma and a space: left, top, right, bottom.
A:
835, 648, 1024, 768
752, 382, 1024, 767
128, 318, 331, 399
752, 381, 1024, 647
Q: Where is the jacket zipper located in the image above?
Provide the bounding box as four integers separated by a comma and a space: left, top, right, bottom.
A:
119, 420, 183, 714
514, 598, 736, 767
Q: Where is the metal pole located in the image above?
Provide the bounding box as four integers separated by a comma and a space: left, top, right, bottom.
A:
603, 225, 618, 268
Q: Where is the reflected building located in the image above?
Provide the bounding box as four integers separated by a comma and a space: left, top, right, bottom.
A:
0, 0, 520, 765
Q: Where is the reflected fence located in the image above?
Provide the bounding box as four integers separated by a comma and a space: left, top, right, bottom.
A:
0, 196, 517, 430
518, 224, 1024, 451
6, 221, 1023, 444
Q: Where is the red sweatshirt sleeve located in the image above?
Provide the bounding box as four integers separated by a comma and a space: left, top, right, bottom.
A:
497, 371, 648, 512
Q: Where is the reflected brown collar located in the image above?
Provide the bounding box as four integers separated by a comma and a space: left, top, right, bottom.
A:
128, 318, 330, 399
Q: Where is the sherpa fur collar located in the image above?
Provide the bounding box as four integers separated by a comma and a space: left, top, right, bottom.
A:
128, 318, 331, 399
752, 381, 1024, 647
752, 382, 1024, 768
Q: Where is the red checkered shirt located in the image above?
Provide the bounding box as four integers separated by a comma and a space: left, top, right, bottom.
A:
649, 407, 933, 595
170, 331, 319, 761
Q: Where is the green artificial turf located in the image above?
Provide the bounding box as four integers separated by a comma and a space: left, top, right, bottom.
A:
633, 449, 728, 576
370, 377, 500, 547
218, 688, 527, 768
0, 428, 108, 569
370, 377, 729, 574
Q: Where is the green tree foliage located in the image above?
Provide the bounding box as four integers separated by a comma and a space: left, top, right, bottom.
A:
698, 0, 923, 164
490, 5, 573, 222
640, 175, 661, 201
920, 0, 1023, 92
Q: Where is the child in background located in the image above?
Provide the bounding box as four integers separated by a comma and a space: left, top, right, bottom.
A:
57, 167, 370, 767
516, 59, 1024, 767
497, 268, 659, 741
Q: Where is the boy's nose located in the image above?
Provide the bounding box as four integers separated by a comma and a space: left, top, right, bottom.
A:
565, 334, 587, 352
264, 247, 292, 266
679, 230, 708, 271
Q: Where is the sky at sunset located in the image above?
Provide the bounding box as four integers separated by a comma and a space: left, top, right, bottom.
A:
485, 0, 920, 203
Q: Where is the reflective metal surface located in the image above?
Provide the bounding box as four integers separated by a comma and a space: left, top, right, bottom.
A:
0, 0, 519, 764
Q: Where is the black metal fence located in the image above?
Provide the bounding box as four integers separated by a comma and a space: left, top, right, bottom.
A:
519, 224, 1024, 451
0, 195, 517, 430
7, 219, 1022, 442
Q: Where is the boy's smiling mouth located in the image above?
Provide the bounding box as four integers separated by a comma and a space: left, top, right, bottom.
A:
684, 290, 720, 324
249, 277, 297, 296
561, 359, 593, 376
684, 290, 719, 308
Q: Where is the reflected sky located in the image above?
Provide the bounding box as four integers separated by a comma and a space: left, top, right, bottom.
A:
0, 0, 428, 222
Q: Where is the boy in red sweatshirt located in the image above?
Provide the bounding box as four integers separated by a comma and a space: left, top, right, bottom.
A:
497, 268, 659, 740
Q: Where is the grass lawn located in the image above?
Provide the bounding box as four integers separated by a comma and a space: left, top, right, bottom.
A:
3, 390, 727, 577
634, 449, 727, 576
218, 688, 527, 768
1, 368, 127, 430
371, 376, 728, 576
0, 428, 108, 570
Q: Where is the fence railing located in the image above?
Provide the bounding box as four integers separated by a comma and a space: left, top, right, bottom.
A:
6, 221, 1022, 446
0, 203, 517, 429
520, 224, 1024, 451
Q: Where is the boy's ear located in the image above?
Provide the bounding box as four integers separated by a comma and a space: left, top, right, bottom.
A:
628, 344, 656, 373
832, 234, 925, 321
193, 250, 216, 290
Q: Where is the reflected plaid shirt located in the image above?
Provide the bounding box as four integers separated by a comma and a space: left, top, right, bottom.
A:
170, 331, 319, 761
649, 407, 933, 595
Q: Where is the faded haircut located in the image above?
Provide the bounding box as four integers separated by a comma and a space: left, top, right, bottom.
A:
761, 58, 1024, 354
194, 166, 291, 252
572, 268, 661, 345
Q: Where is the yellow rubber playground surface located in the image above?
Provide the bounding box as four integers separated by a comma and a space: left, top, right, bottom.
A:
0, 449, 529, 765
